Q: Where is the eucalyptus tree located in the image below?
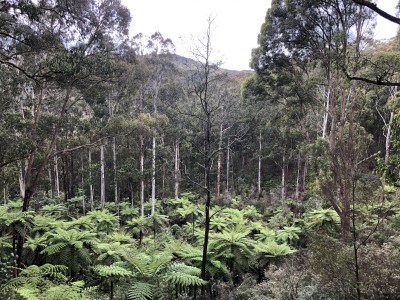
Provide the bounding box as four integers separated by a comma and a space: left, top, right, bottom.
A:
0, 0, 132, 270
252, 0, 375, 238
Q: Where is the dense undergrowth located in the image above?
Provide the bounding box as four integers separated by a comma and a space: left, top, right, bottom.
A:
1, 189, 400, 300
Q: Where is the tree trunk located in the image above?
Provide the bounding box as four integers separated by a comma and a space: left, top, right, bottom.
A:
48, 164, 53, 199
295, 153, 301, 201
54, 147, 60, 197
281, 149, 286, 202
216, 123, 223, 198
81, 155, 86, 215
258, 130, 262, 197
226, 137, 230, 193
385, 111, 394, 165
174, 140, 180, 199
100, 144, 105, 210
112, 136, 119, 214
140, 136, 145, 217
18, 161, 25, 199
89, 149, 94, 210
322, 87, 330, 138
151, 134, 156, 215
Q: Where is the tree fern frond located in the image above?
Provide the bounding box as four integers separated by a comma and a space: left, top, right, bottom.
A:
41, 242, 67, 255
94, 264, 133, 278
45, 281, 84, 300
167, 262, 201, 276
149, 252, 172, 275
164, 271, 207, 287
164, 262, 206, 286
15, 286, 39, 300
127, 282, 154, 300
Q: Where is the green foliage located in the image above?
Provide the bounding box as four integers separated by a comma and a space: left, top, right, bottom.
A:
276, 226, 301, 244
127, 282, 155, 300
86, 210, 120, 236
1, 264, 69, 299
93, 264, 133, 278
163, 262, 206, 287
305, 208, 340, 233
41, 228, 98, 275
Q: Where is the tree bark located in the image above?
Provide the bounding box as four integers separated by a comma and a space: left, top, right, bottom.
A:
281, 149, 286, 202
140, 136, 145, 217
322, 87, 330, 138
258, 130, 262, 197
385, 111, 394, 165
48, 164, 53, 199
151, 134, 156, 215
100, 144, 105, 210
89, 149, 94, 210
226, 137, 230, 193
174, 140, 180, 199
295, 153, 301, 201
54, 146, 60, 198
112, 136, 118, 214
216, 123, 223, 198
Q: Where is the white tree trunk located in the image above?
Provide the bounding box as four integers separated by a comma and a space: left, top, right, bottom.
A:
226, 138, 230, 193
151, 135, 156, 215
258, 131, 262, 196
281, 150, 286, 202
216, 124, 223, 198
322, 88, 330, 138
112, 136, 118, 214
140, 136, 145, 217
81, 155, 85, 215
48, 164, 53, 199
18, 161, 25, 199
174, 140, 180, 199
88, 149, 94, 210
385, 111, 394, 165
100, 144, 105, 210
54, 147, 60, 197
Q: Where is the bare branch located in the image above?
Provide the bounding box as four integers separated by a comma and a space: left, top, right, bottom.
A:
352, 0, 400, 25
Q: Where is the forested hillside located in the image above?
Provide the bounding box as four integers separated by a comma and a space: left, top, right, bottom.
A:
0, 0, 400, 299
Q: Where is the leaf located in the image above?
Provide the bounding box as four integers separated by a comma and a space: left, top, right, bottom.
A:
127, 282, 154, 300
93, 264, 133, 278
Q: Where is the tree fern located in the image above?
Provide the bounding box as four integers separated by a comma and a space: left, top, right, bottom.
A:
305, 208, 340, 233
1, 264, 69, 299
254, 228, 276, 242
276, 226, 302, 244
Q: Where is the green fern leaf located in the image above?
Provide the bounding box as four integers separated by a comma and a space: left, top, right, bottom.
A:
94, 264, 133, 278
127, 282, 154, 300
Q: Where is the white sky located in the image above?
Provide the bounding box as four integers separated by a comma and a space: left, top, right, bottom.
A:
121, 0, 399, 71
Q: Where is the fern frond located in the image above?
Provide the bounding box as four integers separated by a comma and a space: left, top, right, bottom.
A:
45, 281, 84, 300
15, 286, 39, 300
127, 282, 154, 300
164, 272, 207, 287
163, 262, 206, 287
94, 264, 133, 278
41, 242, 67, 255
167, 262, 201, 276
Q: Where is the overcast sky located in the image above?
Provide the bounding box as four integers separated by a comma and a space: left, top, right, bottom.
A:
121, 0, 399, 71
